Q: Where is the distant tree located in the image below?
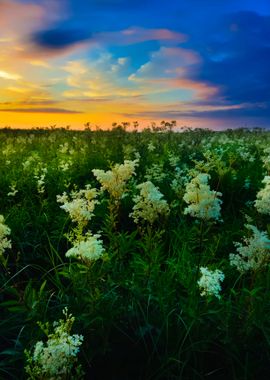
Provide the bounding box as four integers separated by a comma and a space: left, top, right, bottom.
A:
133, 121, 139, 131
160, 120, 177, 132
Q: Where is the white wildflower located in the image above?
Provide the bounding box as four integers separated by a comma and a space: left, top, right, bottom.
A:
134, 151, 141, 160
34, 167, 47, 194
262, 148, 270, 170
59, 142, 69, 154
183, 173, 222, 221
198, 267, 225, 299
147, 142, 155, 152
25, 308, 84, 379
59, 159, 72, 172
237, 146, 255, 162
0, 215, 11, 257
92, 159, 138, 200
22, 158, 32, 170
57, 185, 99, 227
3, 144, 16, 156
130, 181, 170, 225
7, 183, 18, 197
23, 154, 40, 171
66, 233, 105, 263
145, 163, 166, 183
229, 224, 270, 273
254, 176, 270, 215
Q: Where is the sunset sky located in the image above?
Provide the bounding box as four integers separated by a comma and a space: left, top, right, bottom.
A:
0, 0, 269, 130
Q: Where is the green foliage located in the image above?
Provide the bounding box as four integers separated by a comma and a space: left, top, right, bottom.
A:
1, 127, 270, 379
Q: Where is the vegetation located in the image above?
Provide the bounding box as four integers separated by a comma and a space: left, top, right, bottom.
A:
1, 125, 270, 379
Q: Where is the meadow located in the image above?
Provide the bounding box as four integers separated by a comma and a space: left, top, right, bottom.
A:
0, 125, 270, 379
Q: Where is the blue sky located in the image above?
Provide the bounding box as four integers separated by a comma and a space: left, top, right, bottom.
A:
0, 0, 269, 129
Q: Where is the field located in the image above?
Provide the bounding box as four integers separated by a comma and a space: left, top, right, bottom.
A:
1, 126, 270, 379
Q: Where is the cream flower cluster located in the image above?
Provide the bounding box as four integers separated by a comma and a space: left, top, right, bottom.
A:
59, 142, 69, 154
59, 158, 73, 172
34, 167, 47, 194
7, 182, 18, 197
229, 224, 270, 273
25, 308, 83, 379
183, 173, 222, 221
57, 185, 99, 228
130, 181, 170, 225
0, 214, 11, 257
147, 142, 155, 152
197, 267, 225, 299
92, 159, 138, 200
262, 147, 270, 170
57, 186, 105, 263
66, 233, 105, 263
22, 154, 39, 171
254, 176, 270, 215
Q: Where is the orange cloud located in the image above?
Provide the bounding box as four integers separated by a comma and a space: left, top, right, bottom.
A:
147, 77, 219, 100
98, 27, 187, 45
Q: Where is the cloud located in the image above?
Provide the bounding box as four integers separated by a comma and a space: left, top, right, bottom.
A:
129, 47, 201, 80
0, 0, 74, 62
0, 0, 44, 37
128, 46, 220, 102
32, 28, 91, 49
29, 26, 186, 54
29, 60, 51, 68
0, 1, 268, 127
62, 55, 139, 99
0, 2, 186, 62
0, 0, 65, 37
0, 70, 22, 81
89, 0, 150, 8
60, 46, 221, 112
0, 99, 59, 106
120, 101, 269, 121
0, 79, 57, 100
0, 107, 82, 114
147, 78, 219, 100
98, 27, 187, 46
192, 11, 270, 107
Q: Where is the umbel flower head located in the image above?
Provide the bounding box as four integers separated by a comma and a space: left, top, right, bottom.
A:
198, 267, 225, 299
25, 308, 84, 379
130, 181, 170, 225
0, 214, 11, 257
229, 224, 270, 273
254, 176, 270, 215
92, 159, 138, 201
183, 173, 222, 221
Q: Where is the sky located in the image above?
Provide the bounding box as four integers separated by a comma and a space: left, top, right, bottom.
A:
0, 0, 269, 130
